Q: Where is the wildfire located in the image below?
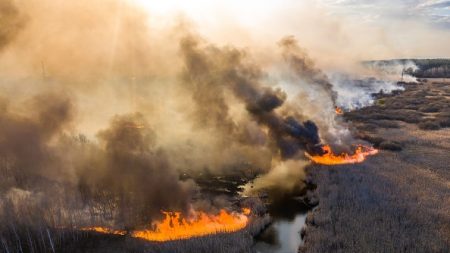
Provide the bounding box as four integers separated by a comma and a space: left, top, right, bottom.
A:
124, 123, 146, 129
306, 145, 378, 165
335, 106, 343, 115
132, 208, 250, 242
81, 208, 251, 242
80, 226, 126, 235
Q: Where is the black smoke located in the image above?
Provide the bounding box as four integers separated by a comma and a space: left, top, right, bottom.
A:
0, 94, 197, 229
0, 93, 73, 189
279, 36, 337, 104
77, 113, 197, 227
180, 36, 324, 158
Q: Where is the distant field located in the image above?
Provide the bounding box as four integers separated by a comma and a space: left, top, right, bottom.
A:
363, 59, 450, 78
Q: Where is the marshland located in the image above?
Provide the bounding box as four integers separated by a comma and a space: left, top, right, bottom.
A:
0, 1, 449, 253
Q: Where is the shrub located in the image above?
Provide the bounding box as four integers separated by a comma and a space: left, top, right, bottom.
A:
418, 121, 441, 130
379, 141, 402, 151
377, 99, 385, 106
419, 105, 440, 113
438, 118, 450, 128
357, 134, 385, 147
373, 120, 400, 129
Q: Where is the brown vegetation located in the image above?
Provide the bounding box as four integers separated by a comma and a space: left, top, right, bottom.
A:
302, 81, 450, 253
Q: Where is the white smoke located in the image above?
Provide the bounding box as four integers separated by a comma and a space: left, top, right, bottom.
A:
364, 60, 420, 83
330, 73, 404, 110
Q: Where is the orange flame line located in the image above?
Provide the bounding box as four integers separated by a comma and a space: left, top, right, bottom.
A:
80, 226, 126, 235
132, 209, 250, 241
81, 208, 251, 242
306, 145, 378, 165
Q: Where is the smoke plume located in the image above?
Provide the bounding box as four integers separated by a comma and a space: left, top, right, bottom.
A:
179, 35, 325, 159
77, 113, 197, 227
0, 93, 74, 186
1, 0, 437, 230
0, 0, 26, 51
279, 36, 337, 104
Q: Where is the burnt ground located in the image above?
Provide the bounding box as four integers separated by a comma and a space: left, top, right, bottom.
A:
301, 81, 450, 253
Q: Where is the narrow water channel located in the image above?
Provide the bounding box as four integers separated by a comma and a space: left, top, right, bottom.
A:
252, 197, 310, 253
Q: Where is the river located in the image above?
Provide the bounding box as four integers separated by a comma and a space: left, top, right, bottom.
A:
253, 197, 310, 253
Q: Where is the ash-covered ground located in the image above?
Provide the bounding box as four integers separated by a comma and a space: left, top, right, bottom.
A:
302, 81, 450, 253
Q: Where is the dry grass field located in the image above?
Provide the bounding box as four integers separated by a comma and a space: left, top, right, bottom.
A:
301, 81, 450, 253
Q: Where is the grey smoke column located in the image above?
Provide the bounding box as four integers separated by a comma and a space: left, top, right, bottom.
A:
0, 0, 27, 51
279, 36, 337, 104
180, 36, 324, 158
78, 113, 197, 227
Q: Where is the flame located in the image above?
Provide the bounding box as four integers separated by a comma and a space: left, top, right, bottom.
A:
80, 226, 126, 235
132, 209, 250, 241
242, 207, 251, 215
306, 145, 378, 165
81, 208, 250, 242
335, 107, 343, 115
124, 123, 146, 129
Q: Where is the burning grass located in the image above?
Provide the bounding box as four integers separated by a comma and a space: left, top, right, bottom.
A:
306, 145, 378, 165
0, 226, 258, 253
81, 227, 127, 236
301, 81, 450, 253
132, 209, 250, 242
81, 208, 251, 242
302, 139, 450, 253
0, 203, 269, 253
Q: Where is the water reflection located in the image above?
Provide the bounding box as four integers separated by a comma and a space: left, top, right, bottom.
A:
253, 214, 306, 253
253, 197, 309, 253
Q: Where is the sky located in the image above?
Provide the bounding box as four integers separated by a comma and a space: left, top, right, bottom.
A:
320, 0, 450, 29
131, 0, 450, 29
129, 0, 450, 60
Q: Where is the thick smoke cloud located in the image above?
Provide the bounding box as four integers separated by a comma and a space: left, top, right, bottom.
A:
331, 75, 404, 110
0, 93, 73, 186
180, 36, 324, 159
279, 36, 337, 104
243, 160, 308, 197
0, 98, 197, 228
0, 0, 389, 230
0, 0, 26, 51
274, 37, 353, 152
78, 113, 197, 227
0, 93, 80, 230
